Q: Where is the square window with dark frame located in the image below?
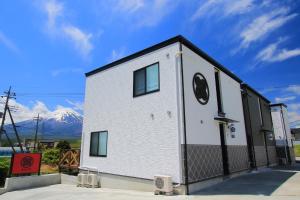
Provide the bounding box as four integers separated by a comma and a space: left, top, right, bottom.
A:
133, 63, 159, 97
90, 131, 108, 157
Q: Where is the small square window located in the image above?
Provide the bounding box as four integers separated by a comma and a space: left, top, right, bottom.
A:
133, 63, 159, 97
90, 131, 108, 157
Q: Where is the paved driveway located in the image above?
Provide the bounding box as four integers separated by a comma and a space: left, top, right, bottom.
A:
196, 167, 300, 196
1, 165, 300, 200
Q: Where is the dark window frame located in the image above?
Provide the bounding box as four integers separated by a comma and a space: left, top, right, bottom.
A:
133, 62, 160, 97
89, 131, 108, 157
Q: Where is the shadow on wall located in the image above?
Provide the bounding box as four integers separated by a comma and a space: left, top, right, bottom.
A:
194, 168, 299, 196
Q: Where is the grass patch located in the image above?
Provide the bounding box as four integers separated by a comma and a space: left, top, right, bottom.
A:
295, 145, 300, 157
40, 163, 58, 174
0, 157, 11, 173
67, 139, 81, 149
0, 157, 11, 186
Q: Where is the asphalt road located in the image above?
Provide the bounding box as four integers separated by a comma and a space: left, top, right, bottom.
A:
1, 165, 300, 200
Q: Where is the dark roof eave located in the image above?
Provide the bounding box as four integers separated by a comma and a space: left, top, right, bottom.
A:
85, 36, 181, 77
85, 35, 242, 83
270, 103, 287, 108
241, 83, 271, 103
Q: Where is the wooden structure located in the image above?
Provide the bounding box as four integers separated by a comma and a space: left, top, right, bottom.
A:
58, 149, 80, 174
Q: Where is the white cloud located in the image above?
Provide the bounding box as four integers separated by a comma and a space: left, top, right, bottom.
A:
191, 0, 254, 21
287, 103, 300, 124
116, 0, 144, 13
109, 48, 126, 62
0, 99, 81, 123
51, 67, 84, 77
0, 100, 52, 123
224, 0, 254, 16
137, 0, 178, 27
112, 0, 178, 27
0, 30, 20, 54
286, 85, 300, 95
191, 0, 218, 21
66, 99, 83, 111
288, 103, 300, 111
256, 37, 300, 63
40, 0, 94, 58
275, 96, 296, 103
62, 25, 93, 58
240, 7, 297, 48
44, 0, 63, 30
259, 86, 278, 94
288, 111, 300, 124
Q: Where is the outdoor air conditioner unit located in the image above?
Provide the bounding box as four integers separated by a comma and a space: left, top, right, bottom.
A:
154, 175, 173, 195
87, 174, 99, 188
77, 173, 88, 187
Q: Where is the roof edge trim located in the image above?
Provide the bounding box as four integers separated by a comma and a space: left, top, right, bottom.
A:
85, 35, 242, 83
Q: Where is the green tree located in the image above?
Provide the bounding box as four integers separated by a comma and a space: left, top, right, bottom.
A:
42, 149, 60, 166
0, 157, 11, 186
56, 140, 71, 151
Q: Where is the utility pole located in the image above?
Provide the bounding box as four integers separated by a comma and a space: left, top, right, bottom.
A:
33, 114, 40, 151
0, 87, 24, 152
0, 86, 15, 147
8, 106, 23, 151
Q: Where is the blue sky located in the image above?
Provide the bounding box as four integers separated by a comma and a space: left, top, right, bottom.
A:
0, 0, 300, 124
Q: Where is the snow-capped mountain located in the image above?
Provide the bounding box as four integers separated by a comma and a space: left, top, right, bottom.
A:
52, 108, 83, 124
4, 108, 83, 140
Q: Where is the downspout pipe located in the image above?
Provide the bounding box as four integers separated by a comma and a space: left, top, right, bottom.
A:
280, 106, 290, 164
179, 42, 189, 195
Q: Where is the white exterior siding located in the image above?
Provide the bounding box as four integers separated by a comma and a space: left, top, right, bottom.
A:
272, 109, 285, 142
271, 105, 292, 147
181, 45, 246, 145
181, 44, 248, 181
181, 45, 220, 145
81, 43, 182, 183
219, 72, 247, 146
81, 37, 251, 188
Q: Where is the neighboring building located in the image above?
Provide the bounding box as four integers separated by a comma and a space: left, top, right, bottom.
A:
80, 35, 250, 194
241, 84, 277, 168
271, 103, 295, 164
24, 138, 59, 150
291, 128, 300, 142
291, 121, 300, 144
39, 139, 59, 149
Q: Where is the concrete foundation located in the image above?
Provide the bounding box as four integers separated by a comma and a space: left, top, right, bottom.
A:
80, 168, 251, 195
4, 174, 61, 192
79, 170, 155, 192
61, 174, 77, 185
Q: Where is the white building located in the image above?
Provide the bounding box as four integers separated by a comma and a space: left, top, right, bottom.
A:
270, 103, 295, 164
80, 36, 250, 194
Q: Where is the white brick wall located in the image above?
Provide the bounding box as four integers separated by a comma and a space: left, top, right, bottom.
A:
182, 45, 247, 146
81, 43, 182, 183
219, 72, 247, 146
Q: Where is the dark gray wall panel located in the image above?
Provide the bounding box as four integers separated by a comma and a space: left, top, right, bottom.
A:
260, 99, 273, 131
290, 147, 295, 163
182, 144, 223, 183
267, 146, 278, 165
247, 90, 265, 146
254, 146, 268, 167
227, 145, 249, 173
